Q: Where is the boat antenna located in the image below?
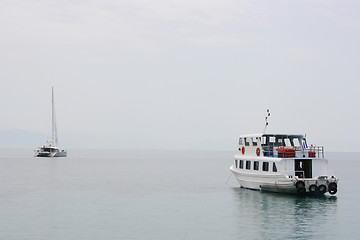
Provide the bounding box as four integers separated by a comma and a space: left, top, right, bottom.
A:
263, 109, 270, 134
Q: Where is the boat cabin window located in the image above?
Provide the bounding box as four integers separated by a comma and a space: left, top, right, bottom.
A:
272, 162, 277, 172
262, 162, 269, 171
284, 138, 291, 147
43, 148, 56, 152
244, 138, 250, 146
252, 137, 258, 146
235, 160, 238, 168
262, 135, 304, 147
239, 160, 244, 169
239, 138, 243, 145
246, 161, 251, 170
254, 161, 259, 170
292, 138, 301, 147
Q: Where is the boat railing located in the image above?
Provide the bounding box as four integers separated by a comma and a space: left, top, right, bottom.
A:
262, 146, 324, 158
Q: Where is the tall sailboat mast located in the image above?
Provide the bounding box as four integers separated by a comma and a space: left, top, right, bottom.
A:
34, 87, 67, 157
51, 87, 58, 146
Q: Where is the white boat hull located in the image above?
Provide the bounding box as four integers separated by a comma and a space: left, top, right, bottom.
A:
34, 150, 67, 158
230, 165, 337, 194
230, 165, 297, 193
53, 151, 67, 157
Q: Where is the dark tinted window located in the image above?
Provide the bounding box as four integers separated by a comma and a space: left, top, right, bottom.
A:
239, 160, 244, 169
246, 161, 251, 170
254, 161, 259, 170
273, 162, 277, 172
252, 137, 258, 146
262, 162, 269, 171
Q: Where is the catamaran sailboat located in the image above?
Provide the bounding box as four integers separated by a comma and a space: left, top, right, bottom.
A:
34, 87, 67, 157
230, 111, 338, 195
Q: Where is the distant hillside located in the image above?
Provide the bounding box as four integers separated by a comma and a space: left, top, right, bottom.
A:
0, 129, 47, 148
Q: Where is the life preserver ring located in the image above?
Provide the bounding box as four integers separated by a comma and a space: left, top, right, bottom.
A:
296, 181, 306, 194
296, 180, 305, 189
328, 182, 337, 195
318, 184, 327, 194
256, 148, 260, 156
309, 184, 318, 193
242, 147, 245, 155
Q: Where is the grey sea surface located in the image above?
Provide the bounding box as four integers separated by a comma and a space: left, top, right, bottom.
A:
0, 149, 358, 239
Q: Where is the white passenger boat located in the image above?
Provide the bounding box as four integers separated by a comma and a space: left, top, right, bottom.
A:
34, 87, 67, 158
230, 112, 338, 195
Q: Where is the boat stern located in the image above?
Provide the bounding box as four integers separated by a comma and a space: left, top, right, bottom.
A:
292, 176, 338, 195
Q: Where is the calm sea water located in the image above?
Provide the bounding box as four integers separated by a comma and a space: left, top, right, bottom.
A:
0, 149, 359, 240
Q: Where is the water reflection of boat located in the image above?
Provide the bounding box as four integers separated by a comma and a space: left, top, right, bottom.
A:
34, 87, 67, 158
230, 111, 338, 195
231, 187, 338, 239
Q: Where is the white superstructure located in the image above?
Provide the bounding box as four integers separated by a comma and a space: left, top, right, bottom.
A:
34, 87, 67, 158
230, 133, 338, 195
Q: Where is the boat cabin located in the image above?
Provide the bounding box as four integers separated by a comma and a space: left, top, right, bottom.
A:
40, 146, 60, 153
238, 134, 324, 159
235, 134, 328, 180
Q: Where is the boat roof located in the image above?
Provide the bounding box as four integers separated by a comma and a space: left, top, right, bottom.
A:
239, 133, 304, 138
38, 145, 59, 149
239, 134, 263, 138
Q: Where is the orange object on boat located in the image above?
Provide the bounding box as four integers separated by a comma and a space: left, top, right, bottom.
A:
276, 147, 295, 158
308, 151, 316, 157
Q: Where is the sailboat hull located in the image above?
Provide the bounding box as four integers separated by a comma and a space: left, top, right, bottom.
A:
34, 149, 67, 157
34, 152, 52, 157
54, 151, 67, 157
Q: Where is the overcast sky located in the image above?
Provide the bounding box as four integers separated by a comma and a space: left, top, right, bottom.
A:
0, 0, 359, 151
